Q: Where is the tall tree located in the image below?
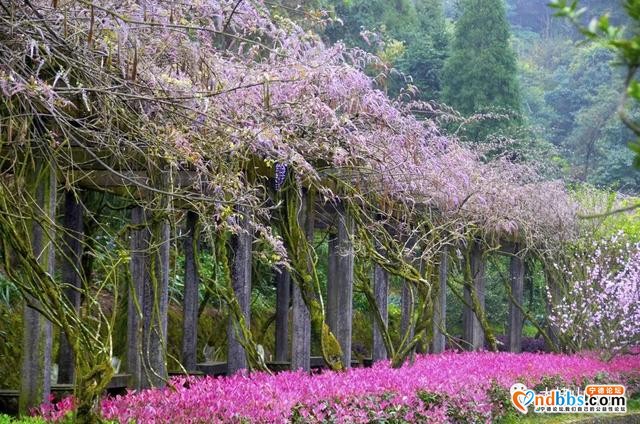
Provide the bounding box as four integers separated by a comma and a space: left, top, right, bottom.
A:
396, 0, 449, 98
442, 0, 522, 134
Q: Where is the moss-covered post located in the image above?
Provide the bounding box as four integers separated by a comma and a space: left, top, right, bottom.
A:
334, 202, 354, 368
372, 261, 389, 362
274, 266, 290, 362
432, 249, 448, 354
227, 206, 252, 374
57, 190, 84, 384
127, 206, 148, 389
182, 211, 199, 371
507, 246, 524, 353
463, 241, 485, 351
19, 161, 55, 415
291, 190, 312, 371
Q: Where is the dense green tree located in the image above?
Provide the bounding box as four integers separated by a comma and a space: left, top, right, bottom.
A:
442, 0, 522, 130
322, 0, 449, 99
396, 0, 449, 97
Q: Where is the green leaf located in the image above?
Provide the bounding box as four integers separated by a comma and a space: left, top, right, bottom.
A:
627, 80, 640, 100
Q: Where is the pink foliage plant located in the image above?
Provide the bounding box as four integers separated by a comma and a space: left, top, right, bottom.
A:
37, 352, 639, 423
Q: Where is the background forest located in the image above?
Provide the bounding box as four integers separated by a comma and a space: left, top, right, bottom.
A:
308, 0, 639, 191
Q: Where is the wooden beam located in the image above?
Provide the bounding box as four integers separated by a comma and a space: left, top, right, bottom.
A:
141, 216, 170, 388
326, 235, 338, 336
432, 249, 448, 354
127, 206, 147, 389
182, 211, 199, 371
291, 190, 313, 371
507, 248, 525, 353
274, 267, 290, 362
227, 206, 252, 374
372, 261, 389, 362
57, 190, 84, 384
335, 203, 354, 368
19, 161, 55, 415
463, 242, 485, 351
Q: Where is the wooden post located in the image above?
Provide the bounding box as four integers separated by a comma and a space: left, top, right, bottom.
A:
326, 235, 338, 335
507, 248, 525, 353
19, 162, 55, 415
141, 216, 170, 388
335, 204, 354, 367
128, 206, 169, 388
372, 263, 389, 362
274, 267, 290, 362
227, 207, 252, 374
57, 190, 84, 384
291, 190, 312, 371
291, 284, 311, 370
127, 206, 147, 389
182, 211, 199, 371
432, 249, 448, 354
463, 242, 485, 351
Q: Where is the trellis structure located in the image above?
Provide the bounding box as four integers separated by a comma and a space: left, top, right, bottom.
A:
8, 157, 537, 398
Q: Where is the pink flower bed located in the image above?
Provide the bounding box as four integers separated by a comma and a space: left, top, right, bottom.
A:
40, 352, 640, 423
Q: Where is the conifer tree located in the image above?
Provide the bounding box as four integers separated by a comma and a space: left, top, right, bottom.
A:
442, 0, 521, 128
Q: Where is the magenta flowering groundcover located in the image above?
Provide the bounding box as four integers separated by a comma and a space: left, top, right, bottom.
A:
41, 352, 639, 423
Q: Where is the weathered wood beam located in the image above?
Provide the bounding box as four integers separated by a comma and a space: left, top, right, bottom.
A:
19, 162, 55, 415
57, 190, 84, 384
141, 215, 170, 388
182, 211, 199, 371
432, 249, 448, 354
326, 235, 338, 336
291, 190, 313, 371
463, 242, 485, 351
372, 262, 389, 362
127, 207, 147, 389
227, 206, 252, 374
335, 203, 354, 368
128, 206, 170, 389
274, 267, 290, 362
507, 248, 525, 353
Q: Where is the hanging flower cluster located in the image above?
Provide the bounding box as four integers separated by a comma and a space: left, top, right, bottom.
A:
0, 0, 577, 246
